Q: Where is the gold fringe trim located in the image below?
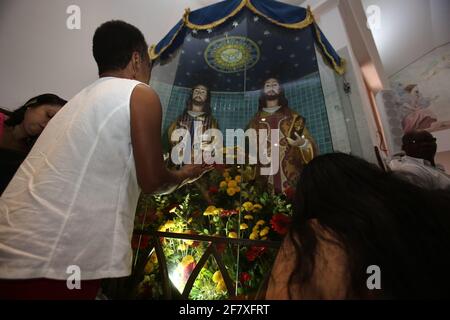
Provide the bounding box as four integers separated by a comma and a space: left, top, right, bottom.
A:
311, 11, 345, 75
246, 0, 313, 29
183, 0, 247, 30
149, 20, 185, 60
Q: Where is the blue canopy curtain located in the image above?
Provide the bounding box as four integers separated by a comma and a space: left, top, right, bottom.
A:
150, 0, 345, 75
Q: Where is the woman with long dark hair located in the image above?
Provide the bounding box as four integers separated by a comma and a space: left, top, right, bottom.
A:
266, 153, 450, 299
0, 94, 66, 194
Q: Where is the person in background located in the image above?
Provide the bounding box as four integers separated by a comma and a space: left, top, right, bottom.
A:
389, 130, 450, 190
0, 20, 210, 300
266, 153, 450, 299
0, 94, 67, 194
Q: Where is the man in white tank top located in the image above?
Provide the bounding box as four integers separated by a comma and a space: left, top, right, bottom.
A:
0, 20, 209, 299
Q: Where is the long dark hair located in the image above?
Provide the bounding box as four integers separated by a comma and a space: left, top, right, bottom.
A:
288, 152, 450, 299
177, 84, 215, 130
5, 93, 67, 127
184, 84, 212, 114
258, 79, 289, 111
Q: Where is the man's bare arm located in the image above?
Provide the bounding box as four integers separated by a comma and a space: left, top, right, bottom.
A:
130, 84, 207, 194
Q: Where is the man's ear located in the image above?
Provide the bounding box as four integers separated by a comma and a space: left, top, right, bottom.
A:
131, 52, 140, 73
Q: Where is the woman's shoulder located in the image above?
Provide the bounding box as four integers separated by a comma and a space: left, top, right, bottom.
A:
266, 220, 349, 300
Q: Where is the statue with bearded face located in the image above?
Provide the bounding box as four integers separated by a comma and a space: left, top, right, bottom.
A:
247, 78, 318, 195
167, 84, 219, 166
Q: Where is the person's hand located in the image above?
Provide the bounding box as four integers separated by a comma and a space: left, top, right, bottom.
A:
287, 132, 307, 147
180, 164, 214, 184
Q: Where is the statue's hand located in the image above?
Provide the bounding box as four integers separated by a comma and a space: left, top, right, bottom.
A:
287, 132, 308, 148
200, 141, 216, 152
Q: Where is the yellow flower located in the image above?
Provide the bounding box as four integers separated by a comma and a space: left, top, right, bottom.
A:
165, 220, 175, 228
253, 204, 263, 212
225, 176, 232, 182
260, 227, 270, 237
144, 261, 154, 274
234, 187, 241, 193
219, 181, 228, 189
159, 220, 175, 231
235, 175, 242, 183
244, 215, 254, 220
204, 205, 220, 216
249, 232, 259, 240
228, 232, 238, 238
181, 255, 195, 267
242, 202, 254, 211
216, 280, 227, 293
240, 223, 249, 230
212, 271, 223, 283
252, 225, 259, 233
256, 220, 266, 226
261, 236, 268, 241
227, 188, 236, 196
150, 253, 158, 263
228, 180, 237, 188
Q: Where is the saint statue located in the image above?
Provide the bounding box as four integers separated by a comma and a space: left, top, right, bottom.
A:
167, 84, 219, 166
247, 78, 318, 195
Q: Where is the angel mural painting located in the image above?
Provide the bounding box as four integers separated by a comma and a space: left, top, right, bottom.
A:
167, 84, 219, 166
400, 84, 437, 133
247, 78, 318, 195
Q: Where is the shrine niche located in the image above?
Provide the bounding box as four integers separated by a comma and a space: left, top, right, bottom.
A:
104, 0, 345, 300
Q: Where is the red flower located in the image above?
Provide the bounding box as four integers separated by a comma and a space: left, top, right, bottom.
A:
216, 242, 226, 254
220, 209, 238, 218
239, 272, 252, 283
245, 246, 268, 262
270, 214, 292, 235
208, 186, 219, 194
284, 187, 295, 200
131, 234, 150, 250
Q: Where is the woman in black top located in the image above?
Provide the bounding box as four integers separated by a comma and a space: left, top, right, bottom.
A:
0, 94, 67, 194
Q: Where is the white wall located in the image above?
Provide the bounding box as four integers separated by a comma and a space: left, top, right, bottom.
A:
0, 0, 223, 110
362, 0, 450, 77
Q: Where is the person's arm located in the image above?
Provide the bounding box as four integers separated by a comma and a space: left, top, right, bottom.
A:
130, 84, 209, 195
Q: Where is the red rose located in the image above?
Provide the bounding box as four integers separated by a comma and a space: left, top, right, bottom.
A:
131, 234, 150, 250
245, 246, 267, 262
284, 187, 295, 200
220, 209, 238, 218
209, 186, 219, 194
270, 214, 292, 235
216, 242, 226, 254
239, 272, 252, 283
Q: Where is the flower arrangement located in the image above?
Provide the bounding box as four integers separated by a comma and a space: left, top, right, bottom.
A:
131, 164, 293, 300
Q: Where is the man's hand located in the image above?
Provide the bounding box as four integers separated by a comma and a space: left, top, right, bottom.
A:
180, 164, 214, 185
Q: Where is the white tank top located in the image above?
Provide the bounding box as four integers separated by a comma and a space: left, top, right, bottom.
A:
0, 77, 143, 280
